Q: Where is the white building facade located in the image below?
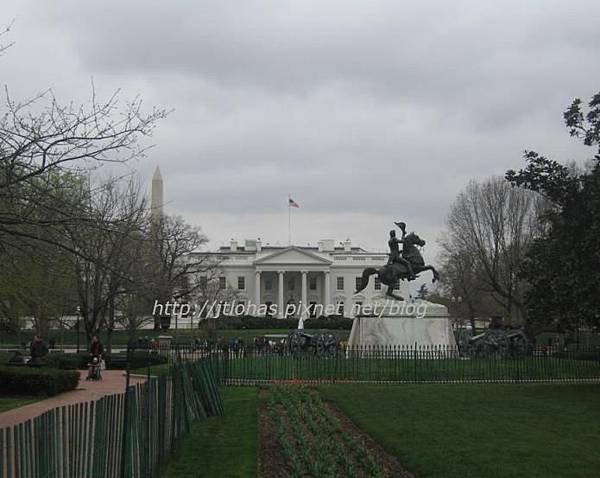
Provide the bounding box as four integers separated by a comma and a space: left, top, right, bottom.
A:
191, 239, 393, 319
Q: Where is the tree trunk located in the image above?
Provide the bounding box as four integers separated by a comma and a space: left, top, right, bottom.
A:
35, 315, 50, 339
105, 297, 115, 354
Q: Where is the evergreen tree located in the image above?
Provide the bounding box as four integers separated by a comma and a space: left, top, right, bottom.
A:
506, 92, 600, 333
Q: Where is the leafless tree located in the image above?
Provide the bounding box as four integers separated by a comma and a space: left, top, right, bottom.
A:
443, 176, 544, 325
0, 84, 168, 255
63, 176, 148, 343
437, 246, 485, 330
0, 21, 14, 56
146, 215, 222, 329
0, 28, 174, 344
1, 85, 166, 188
191, 264, 242, 334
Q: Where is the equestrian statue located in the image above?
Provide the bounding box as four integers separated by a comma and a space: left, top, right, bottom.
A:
355, 221, 439, 301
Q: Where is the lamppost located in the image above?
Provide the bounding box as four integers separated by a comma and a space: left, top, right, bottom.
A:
76, 306, 81, 353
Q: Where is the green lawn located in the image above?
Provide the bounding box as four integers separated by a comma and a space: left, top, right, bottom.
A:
162, 387, 258, 478
320, 383, 600, 478
131, 363, 173, 376
0, 396, 39, 413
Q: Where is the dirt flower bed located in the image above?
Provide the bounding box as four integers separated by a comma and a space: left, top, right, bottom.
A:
258, 385, 412, 478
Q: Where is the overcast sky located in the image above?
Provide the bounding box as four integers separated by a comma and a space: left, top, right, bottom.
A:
3, 1, 599, 259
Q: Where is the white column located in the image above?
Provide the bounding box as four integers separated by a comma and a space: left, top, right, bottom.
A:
254, 271, 261, 308
278, 270, 285, 319
323, 270, 331, 316
301, 271, 308, 320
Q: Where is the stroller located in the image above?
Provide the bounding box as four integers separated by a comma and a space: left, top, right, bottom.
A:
86, 355, 103, 380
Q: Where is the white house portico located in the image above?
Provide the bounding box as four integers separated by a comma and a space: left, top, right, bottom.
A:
254, 246, 333, 319
192, 239, 391, 319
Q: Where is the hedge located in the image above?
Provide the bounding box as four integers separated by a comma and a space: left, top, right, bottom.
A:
0, 366, 79, 396
555, 351, 600, 361
105, 351, 168, 370
44, 351, 169, 370
45, 353, 89, 370
199, 316, 353, 330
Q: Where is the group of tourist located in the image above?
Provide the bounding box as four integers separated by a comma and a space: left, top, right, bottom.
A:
8, 334, 105, 367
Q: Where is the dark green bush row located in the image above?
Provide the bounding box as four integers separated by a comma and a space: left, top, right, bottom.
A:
554, 351, 600, 361
45, 353, 89, 370
107, 352, 168, 370
0, 366, 79, 396
199, 316, 353, 330
44, 351, 169, 370
0, 351, 11, 364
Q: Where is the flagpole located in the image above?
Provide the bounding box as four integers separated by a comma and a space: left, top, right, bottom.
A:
288, 194, 291, 245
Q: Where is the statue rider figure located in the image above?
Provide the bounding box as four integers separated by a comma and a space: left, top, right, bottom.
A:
388, 222, 416, 280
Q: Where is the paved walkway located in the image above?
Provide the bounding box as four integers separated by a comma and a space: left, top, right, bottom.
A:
0, 370, 146, 428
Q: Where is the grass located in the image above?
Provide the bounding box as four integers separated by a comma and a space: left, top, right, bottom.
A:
320, 383, 600, 478
0, 396, 39, 413
131, 363, 173, 376
223, 354, 600, 382
162, 387, 258, 478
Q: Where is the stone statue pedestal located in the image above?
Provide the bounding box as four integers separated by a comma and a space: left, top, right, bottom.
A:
347, 299, 456, 349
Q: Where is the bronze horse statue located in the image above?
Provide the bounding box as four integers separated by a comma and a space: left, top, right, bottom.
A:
355, 232, 439, 301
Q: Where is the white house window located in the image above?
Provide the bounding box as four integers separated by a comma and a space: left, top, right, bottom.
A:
219, 277, 226, 290
355, 277, 362, 290
265, 279, 273, 290
288, 279, 295, 291
237, 276, 246, 290
336, 277, 344, 290
336, 300, 345, 317
309, 276, 317, 290
374, 277, 381, 290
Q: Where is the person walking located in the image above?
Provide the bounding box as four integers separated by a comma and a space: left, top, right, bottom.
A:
90, 335, 105, 369
29, 335, 49, 366
90, 335, 104, 356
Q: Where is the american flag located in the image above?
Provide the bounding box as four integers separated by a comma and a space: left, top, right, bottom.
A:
288, 197, 300, 208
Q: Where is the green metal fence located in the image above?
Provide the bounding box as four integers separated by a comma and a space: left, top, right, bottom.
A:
0, 358, 223, 478
215, 345, 600, 384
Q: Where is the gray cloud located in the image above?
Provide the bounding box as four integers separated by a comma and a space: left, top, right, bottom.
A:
3, 0, 600, 259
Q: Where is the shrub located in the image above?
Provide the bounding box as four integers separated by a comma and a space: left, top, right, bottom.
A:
199, 316, 353, 330
0, 366, 79, 396
105, 351, 168, 370
0, 350, 12, 364
45, 353, 89, 370
554, 351, 600, 361
43, 351, 169, 370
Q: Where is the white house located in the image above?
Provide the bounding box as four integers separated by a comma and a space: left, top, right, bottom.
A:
190, 238, 396, 319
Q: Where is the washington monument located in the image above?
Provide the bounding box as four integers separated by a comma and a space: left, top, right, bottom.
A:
151, 166, 163, 221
